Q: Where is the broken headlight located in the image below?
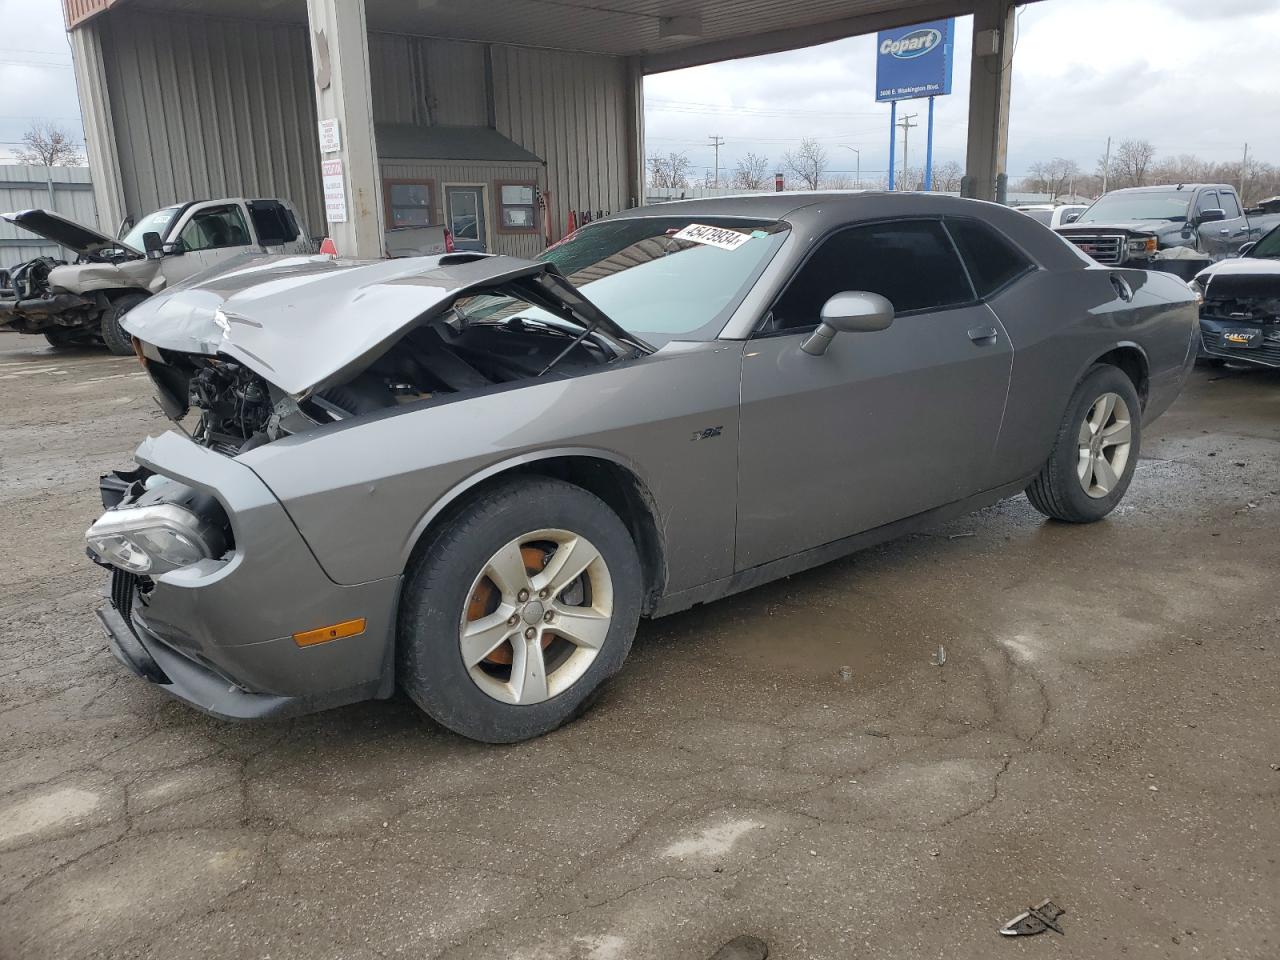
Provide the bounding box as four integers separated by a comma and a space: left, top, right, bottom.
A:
1127, 237, 1158, 257
86, 503, 224, 575
1187, 278, 1205, 307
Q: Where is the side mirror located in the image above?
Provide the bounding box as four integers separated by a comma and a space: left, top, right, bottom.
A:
1237, 241, 1256, 257
142, 231, 164, 259
801, 291, 895, 357
1197, 208, 1226, 224
1062, 212, 1080, 224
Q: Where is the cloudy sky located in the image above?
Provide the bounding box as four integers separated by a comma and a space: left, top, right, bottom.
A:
2, 0, 1277, 186
646, 0, 1280, 185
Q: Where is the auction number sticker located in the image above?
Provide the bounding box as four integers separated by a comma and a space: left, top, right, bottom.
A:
673, 223, 752, 251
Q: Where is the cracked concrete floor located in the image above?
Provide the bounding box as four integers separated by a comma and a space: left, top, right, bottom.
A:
1, 332, 1277, 960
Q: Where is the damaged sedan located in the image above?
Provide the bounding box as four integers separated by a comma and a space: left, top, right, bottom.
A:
88, 193, 1199, 742
1191, 225, 1280, 369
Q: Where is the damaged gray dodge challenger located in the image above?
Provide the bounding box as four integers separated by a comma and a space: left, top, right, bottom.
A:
87, 193, 1198, 742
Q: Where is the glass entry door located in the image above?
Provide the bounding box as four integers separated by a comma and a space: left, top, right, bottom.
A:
445, 186, 487, 252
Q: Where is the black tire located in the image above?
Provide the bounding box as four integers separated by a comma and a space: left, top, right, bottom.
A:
43, 328, 82, 348
100, 293, 148, 356
1025, 364, 1142, 523
397, 476, 642, 743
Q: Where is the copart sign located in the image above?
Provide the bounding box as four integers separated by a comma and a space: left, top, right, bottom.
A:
875, 18, 954, 102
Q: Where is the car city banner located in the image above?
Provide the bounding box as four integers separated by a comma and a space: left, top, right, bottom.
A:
875, 19, 955, 102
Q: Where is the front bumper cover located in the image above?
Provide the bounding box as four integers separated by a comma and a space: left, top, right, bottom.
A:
94, 431, 400, 720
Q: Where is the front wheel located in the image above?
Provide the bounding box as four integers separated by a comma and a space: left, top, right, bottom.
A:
1025, 364, 1142, 523
100, 292, 148, 355
397, 476, 642, 743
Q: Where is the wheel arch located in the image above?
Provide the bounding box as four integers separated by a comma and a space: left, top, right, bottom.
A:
401, 449, 668, 615
1085, 342, 1150, 409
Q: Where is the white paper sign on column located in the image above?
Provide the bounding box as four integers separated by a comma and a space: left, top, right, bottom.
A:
318, 118, 341, 153
322, 158, 348, 223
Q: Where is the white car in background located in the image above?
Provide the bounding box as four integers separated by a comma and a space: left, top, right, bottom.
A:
1015, 204, 1088, 229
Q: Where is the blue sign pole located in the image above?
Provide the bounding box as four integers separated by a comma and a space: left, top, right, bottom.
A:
888, 100, 898, 191
924, 96, 935, 191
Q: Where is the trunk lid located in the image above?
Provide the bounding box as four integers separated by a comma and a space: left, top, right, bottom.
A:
121, 252, 651, 397
1, 209, 143, 259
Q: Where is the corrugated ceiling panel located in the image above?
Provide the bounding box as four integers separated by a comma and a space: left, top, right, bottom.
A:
98, 9, 324, 233
368, 33, 488, 126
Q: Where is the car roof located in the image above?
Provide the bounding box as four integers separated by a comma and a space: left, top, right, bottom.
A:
1108, 184, 1234, 194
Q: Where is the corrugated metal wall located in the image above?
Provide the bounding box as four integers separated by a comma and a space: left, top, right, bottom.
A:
98, 9, 324, 234
381, 158, 545, 259
0, 166, 99, 268
369, 35, 488, 127
490, 45, 632, 241
89, 10, 634, 252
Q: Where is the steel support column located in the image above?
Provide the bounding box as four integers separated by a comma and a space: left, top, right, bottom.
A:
963, 0, 1015, 201
68, 20, 126, 232
305, 0, 384, 257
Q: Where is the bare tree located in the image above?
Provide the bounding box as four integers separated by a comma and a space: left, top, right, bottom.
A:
931, 160, 964, 192
822, 173, 853, 190
1102, 139, 1156, 190
732, 152, 770, 191
782, 138, 828, 191
1026, 157, 1081, 200
14, 121, 84, 167
646, 152, 692, 189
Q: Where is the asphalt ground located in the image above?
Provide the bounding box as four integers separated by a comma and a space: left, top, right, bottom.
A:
1, 331, 1277, 960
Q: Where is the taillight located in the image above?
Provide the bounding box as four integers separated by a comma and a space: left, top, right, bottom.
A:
444, 229, 455, 253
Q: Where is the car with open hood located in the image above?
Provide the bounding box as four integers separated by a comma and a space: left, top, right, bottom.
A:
1190, 224, 1280, 369
0, 198, 310, 352
85, 193, 1198, 743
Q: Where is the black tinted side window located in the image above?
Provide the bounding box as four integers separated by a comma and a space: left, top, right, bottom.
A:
772, 220, 972, 330
1220, 192, 1241, 218
945, 218, 1033, 299
248, 201, 299, 245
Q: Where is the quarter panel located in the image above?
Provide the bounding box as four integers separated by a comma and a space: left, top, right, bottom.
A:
986, 267, 1196, 487
240, 341, 746, 591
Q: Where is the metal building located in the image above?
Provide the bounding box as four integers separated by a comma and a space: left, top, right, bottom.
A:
64, 0, 1033, 259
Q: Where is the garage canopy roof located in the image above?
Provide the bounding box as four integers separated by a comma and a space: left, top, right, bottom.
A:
85, 0, 1041, 71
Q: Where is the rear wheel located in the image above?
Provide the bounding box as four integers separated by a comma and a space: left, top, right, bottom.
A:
100, 293, 148, 356
1026, 364, 1142, 523
397, 476, 642, 743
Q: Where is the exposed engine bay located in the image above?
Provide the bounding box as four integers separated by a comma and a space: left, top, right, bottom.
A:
143, 312, 617, 456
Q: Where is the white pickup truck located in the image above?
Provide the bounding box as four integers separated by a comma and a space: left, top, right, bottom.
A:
0, 198, 311, 353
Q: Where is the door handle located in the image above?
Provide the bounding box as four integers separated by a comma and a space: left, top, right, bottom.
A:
967, 325, 999, 343
1218, 228, 1230, 235
1110, 274, 1133, 302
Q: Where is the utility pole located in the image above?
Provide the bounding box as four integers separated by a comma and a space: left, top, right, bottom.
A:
1101, 136, 1111, 195
839, 145, 861, 188
708, 135, 725, 188
1240, 142, 1249, 201
897, 113, 918, 190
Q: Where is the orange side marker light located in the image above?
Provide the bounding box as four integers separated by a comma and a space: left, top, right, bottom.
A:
294, 618, 366, 647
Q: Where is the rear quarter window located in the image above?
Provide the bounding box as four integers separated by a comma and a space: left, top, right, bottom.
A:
945, 218, 1034, 299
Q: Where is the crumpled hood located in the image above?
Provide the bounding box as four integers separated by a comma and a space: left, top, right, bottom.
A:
2, 208, 142, 259
1195, 256, 1280, 299
122, 252, 650, 397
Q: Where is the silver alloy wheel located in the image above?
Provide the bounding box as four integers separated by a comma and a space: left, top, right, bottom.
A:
1077, 392, 1133, 498
459, 529, 614, 705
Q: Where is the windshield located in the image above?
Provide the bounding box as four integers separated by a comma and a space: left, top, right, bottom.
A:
1251, 225, 1280, 259
1077, 190, 1190, 224
478, 216, 791, 347
120, 205, 183, 249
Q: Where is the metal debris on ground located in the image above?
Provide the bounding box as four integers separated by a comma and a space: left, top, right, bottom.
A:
708, 934, 769, 960
948, 531, 977, 539
838, 665, 853, 682
999, 899, 1066, 937
930, 644, 947, 666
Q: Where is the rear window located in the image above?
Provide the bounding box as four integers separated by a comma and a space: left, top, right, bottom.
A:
945, 218, 1034, 299
248, 201, 300, 245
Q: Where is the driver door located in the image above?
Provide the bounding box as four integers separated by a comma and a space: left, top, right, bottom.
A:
735, 219, 1013, 570
161, 203, 256, 285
